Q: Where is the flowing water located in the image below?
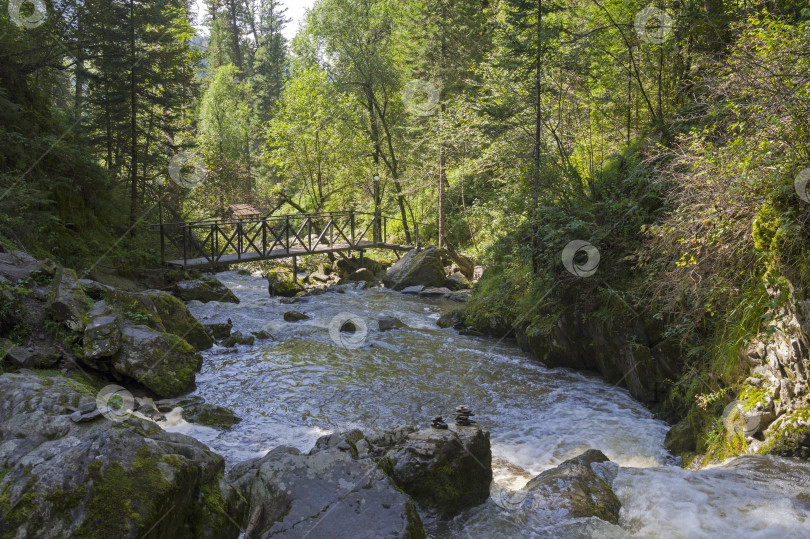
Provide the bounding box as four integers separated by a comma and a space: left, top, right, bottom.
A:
167, 271, 810, 538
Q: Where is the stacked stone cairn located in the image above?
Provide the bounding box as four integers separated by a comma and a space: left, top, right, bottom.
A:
454, 405, 475, 426
431, 415, 448, 429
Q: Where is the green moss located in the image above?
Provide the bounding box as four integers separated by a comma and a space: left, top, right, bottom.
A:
404, 500, 426, 539
147, 292, 212, 351
77, 446, 184, 538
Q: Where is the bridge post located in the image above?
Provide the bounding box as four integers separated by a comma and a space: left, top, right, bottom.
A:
292, 256, 297, 283
237, 220, 242, 261
285, 216, 290, 253
383, 216, 387, 244
262, 219, 267, 255
329, 212, 334, 246
415, 223, 420, 252
183, 226, 187, 268
160, 224, 165, 265
350, 211, 355, 247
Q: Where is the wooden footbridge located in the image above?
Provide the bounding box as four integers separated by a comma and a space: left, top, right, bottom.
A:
153, 211, 421, 269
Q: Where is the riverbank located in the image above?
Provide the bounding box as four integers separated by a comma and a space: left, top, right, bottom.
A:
2, 250, 810, 537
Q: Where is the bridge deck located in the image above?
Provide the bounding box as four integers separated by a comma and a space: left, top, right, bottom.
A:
166, 240, 413, 267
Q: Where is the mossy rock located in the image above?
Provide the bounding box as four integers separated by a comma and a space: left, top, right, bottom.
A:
0, 372, 246, 538
384, 426, 492, 519
221, 332, 254, 347
181, 403, 242, 429
112, 324, 202, 398
283, 311, 310, 322
266, 269, 300, 298
173, 277, 240, 304
143, 291, 213, 351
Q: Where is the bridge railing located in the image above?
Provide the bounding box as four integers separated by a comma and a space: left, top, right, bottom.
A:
149, 211, 422, 267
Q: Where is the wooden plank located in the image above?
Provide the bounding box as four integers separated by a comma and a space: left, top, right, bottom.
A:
166, 241, 414, 267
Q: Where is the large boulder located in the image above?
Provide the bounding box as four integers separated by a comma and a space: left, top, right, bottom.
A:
227, 444, 425, 538
520, 449, 621, 524
142, 290, 213, 351
46, 267, 93, 332
376, 425, 492, 518
173, 277, 240, 304
102, 289, 213, 352
383, 247, 446, 291
0, 372, 245, 538
112, 324, 202, 398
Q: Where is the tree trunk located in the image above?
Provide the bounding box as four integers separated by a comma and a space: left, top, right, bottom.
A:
228, 0, 243, 72
531, 0, 542, 272
129, 0, 138, 232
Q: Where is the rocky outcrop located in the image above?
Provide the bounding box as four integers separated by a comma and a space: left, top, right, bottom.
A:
383, 247, 446, 291
711, 285, 810, 460
315, 425, 492, 519
0, 372, 245, 538
227, 445, 425, 538
519, 450, 621, 524
112, 324, 202, 398
174, 277, 240, 304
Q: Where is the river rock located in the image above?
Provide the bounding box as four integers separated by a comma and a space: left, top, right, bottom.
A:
222, 331, 255, 347
522, 449, 621, 524
181, 403, 242, 429
419, 287, 452, 298
309, 271, 330, 283
111, 323, 202, 398
333, 256, 385, 278
378, 316, 407, 332
348, 267, 375, 282
283, 311, 310, 322
266, 269, 299, 298
383, 247, 446, 291
401, 285, 424, 294
0, 372, 245, 538
173, 276, 240, 304
445, 272, 472, 291
205, 320, 233, 340
380, 425, 492, 518
227, 445, 424, 538
46, 266, 93, 332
